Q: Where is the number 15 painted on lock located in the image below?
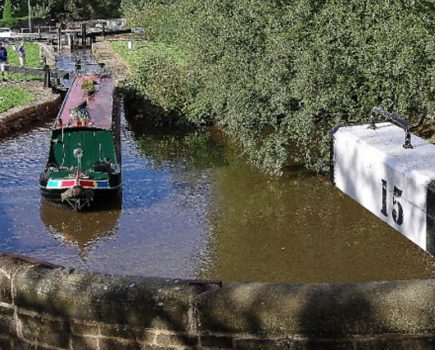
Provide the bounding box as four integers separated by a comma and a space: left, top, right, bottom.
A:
381, 179, 404, 225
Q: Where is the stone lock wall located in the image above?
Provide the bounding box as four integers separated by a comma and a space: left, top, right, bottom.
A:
0, 253, 434, 350
0, 95, 61, 137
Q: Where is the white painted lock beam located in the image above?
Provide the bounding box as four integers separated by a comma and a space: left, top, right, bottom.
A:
331, 122, 435, 255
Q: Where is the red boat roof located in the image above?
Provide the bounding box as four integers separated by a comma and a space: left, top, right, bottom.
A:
56, 75, 114, 130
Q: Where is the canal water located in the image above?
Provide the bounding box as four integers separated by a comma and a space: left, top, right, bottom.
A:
0, 50, 433, 283
0, 114, 433, 283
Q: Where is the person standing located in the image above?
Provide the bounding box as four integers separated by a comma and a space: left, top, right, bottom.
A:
17, 40, 25, 68
0, 42, 8, 79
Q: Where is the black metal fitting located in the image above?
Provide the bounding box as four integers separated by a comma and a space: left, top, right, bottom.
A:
369, 107, 413, 149
188, 279, 223, 288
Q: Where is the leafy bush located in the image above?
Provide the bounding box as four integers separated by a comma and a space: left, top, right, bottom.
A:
111, 41, 193, 124
121, 0, 434, 174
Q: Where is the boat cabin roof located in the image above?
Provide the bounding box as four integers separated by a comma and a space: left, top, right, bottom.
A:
56, 75, 114, 130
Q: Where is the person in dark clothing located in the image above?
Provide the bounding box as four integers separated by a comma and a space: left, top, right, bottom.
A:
0, 42, 8, 79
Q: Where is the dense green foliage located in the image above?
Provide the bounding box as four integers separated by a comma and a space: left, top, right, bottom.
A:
43, 0, 122, 20
0, 87, 35, 113
121, 0, 434, 173
2, 0, 13, 19
64, 0, 122, 20
112, 41, 190, 124
0, 0, 122, 22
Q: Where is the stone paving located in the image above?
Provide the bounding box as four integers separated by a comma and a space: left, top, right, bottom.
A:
92, 41, 130, 85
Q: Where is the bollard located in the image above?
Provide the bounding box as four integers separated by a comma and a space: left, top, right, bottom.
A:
57, 25, 61, 52
67, 34, 74, 51
43, 58, 51, 89
331, 115, 435, 255
81, 23, 87, 47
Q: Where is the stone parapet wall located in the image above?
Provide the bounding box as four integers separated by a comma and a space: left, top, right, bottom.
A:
0, 253, 434, 349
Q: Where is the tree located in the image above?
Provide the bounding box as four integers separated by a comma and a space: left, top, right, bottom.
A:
122, 0, 434, 174
2, 0, 13, 19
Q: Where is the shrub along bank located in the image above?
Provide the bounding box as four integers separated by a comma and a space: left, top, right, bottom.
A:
121, 0, 434, 174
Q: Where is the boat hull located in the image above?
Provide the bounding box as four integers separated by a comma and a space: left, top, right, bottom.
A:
39, 171, 122, 210
40, 186, 121, 203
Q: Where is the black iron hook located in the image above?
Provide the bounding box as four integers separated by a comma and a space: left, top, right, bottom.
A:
369, 107, 413, 149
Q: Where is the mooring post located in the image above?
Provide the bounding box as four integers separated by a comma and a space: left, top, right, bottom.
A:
81, 23, 87, 47
43, 58, 51, 89
75, 59, 81, 75
67, 34, 74, 51
331, 110, 435, 255
57, 24, 61, 52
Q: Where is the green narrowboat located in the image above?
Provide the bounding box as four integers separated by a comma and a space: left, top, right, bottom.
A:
40, 74, 121, 210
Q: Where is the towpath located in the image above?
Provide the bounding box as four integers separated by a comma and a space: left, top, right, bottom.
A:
92, 41, 130, 84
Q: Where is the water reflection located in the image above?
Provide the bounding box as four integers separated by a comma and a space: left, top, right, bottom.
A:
126, 116, 434, 283
201, 155, 435, 283
40, 200, 121, 250
125, 115, 228, 170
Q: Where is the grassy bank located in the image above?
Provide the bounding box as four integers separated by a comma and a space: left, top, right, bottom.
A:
0, 87, 36, 113
7, 42, 42, 68
5, 72, 43, 82
111, 41, 187, 67
1, 42, 43, 82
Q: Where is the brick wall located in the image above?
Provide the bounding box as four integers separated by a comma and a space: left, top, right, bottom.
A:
0, 253, 434, 349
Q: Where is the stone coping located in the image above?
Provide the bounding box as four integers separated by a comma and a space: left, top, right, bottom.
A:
1, 253, 434, 343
